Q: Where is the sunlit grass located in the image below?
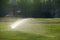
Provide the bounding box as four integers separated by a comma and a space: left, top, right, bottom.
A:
0, 18, 60, 40
0, 23, 60, 40
33, 18, 60, 22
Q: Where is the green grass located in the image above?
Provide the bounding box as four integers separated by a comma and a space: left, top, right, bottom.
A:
33, 18, 60, 22
0, 18, 60, 40
0, 31, 53, 40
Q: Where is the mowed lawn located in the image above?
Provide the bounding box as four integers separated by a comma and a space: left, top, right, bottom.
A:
0, 18, 60, 40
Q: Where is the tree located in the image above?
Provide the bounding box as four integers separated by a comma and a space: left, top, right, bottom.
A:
17, 0, 58, 18
0, 0, 9, 17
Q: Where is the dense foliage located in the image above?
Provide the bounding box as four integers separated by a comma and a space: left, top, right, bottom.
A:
17, 0, 60, 18
0, 0, 60, 18
0, 0, 9, 17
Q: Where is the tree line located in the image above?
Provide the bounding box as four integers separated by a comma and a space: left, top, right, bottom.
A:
18, 0, 60, 18
0, 0, 60, 18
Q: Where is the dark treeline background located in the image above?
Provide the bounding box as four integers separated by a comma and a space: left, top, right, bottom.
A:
0, 0, 60, 18
0, 0, 9, 17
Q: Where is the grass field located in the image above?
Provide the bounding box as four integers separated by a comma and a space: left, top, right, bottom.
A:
0, 18, 60, 40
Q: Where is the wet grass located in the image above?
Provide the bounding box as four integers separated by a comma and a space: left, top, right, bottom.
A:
0, 18, 60, 40
0, 31, 54, 40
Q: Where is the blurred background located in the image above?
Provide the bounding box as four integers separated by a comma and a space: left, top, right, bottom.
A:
0, 0, 60, 18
